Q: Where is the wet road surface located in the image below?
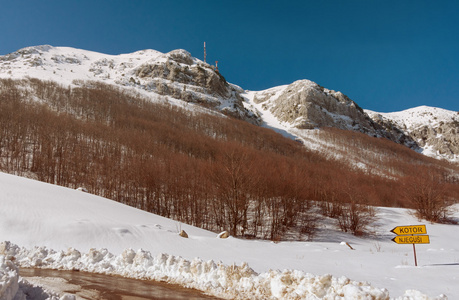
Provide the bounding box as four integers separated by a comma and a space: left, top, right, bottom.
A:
20, 268, 222, 300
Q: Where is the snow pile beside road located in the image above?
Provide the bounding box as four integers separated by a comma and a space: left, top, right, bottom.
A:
0, 256, 21, 300
0, 255, 74, 300
1, 241, 436, 300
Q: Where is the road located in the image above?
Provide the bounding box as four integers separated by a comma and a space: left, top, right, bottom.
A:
20, 268, 221, 300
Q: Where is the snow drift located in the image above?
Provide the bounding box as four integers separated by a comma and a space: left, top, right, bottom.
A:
0, 241, 393, 299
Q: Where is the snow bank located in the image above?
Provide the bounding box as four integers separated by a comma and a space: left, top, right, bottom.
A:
0, 256, 21, 300
2, 241, 438, 300
0, 255, 74, 300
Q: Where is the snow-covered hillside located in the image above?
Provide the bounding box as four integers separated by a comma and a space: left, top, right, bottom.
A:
0, 45, 161, 85
366, 107, 459, 162
243, 87, 459, 163
0, 45, 255, 123
1, 171, 458, 299
1, 45, 458, 162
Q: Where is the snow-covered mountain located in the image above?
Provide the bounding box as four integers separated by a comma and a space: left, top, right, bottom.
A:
242, 80, 416, 149
366, 107, 459, 162
1, 45, 457, 162
1, 46, 459, 300
243, 82, 457, 162
0, 45, 256, 123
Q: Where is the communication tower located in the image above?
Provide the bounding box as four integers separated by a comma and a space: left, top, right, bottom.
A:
204, 42, 206, 63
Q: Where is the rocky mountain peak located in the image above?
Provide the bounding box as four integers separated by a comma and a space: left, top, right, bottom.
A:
130, 49, 257, 123
165, 49, 194, 65
246, 79, 424, 156
134, 48, 230, 99
253, 80, 379, 133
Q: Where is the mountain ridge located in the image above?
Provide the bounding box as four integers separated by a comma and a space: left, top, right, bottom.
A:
1, 45, 457, 162
366, 106, 459, 161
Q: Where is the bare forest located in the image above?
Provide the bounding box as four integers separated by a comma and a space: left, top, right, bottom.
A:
1, 78, 458, 240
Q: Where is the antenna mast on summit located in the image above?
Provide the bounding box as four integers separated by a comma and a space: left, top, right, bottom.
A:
204, 42, 207, 63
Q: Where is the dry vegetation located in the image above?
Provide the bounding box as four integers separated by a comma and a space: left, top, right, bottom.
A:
1, 78, 458, 239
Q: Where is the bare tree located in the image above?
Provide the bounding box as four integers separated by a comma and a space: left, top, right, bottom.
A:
403, 168, 450, 222
212, 145, 252, 236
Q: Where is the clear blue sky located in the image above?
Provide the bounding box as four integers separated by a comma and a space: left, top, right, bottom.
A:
1, 0, 458, 112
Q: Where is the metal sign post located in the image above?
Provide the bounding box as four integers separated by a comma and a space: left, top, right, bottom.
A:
391, 225, 429, 266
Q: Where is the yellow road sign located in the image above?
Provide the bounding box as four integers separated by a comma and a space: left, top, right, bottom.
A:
392, 235, 430, 244
391, 225, 427, 235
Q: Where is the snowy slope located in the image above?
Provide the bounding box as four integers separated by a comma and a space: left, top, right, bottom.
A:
0, 45, 162, 85
0, 45, 256, 123
243, 83, 459, 163
243, 88, 297, 139
366, 107, 459, 162
369, 106, 459, 129
1, 172, 458, 299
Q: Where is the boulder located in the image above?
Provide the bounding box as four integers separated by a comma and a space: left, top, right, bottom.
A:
217, 231, 230, 239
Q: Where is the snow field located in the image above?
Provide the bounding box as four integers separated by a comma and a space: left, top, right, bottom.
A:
1, 241, 394, 299
0, 171, 456, 299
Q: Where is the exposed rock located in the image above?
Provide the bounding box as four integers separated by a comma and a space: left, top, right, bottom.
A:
167, 49, 194, 65
134, 50, 229, 100
366, 107, 459, 161
252, 80, 413, 144
179, 230, 188, 238
217, 231, 230, 239
410, 122, 459, 156
254, 80, 370, 130
132, 50, 259, 124
366, 112, 419, 150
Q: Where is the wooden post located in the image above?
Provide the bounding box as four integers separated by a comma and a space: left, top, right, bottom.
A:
413, 242, 418, 266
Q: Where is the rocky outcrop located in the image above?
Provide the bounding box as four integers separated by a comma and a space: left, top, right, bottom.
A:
414, 122, 459, 157
254, 80, 372, 130
253, 78, 458, 161
217, 231, 230, 239
132, 49, 259, 124
366, 107, 459, 161
252, 80, 416, 145
365, 112, 419, 150
135, 50, 229, 99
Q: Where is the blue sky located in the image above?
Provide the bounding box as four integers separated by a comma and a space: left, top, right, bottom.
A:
1, 1, 458, 112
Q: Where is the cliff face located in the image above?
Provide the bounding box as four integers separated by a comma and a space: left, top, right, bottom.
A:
249, 79, 459, 161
